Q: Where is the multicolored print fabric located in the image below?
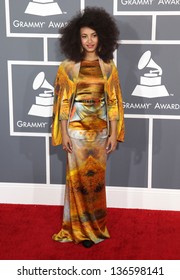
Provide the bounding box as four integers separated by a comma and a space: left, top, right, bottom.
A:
52, 135, 110, 244
52, 58, 124, 244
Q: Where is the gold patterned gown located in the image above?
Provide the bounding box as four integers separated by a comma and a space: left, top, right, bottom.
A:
52, 60, 111, 244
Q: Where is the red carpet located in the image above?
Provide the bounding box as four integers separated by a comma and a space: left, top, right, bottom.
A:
1, 204, 180, 260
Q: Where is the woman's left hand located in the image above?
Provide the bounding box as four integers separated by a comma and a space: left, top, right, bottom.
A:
106, 134, 117, 154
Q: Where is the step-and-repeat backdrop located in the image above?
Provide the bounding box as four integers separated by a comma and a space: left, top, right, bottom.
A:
1, 0, 180, 208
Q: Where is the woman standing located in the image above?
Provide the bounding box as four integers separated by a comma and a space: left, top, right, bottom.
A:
52, 7, 125, 248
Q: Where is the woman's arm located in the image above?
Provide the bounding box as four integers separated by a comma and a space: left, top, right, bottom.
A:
61, 120, 73, 153
106, 120, 117, 154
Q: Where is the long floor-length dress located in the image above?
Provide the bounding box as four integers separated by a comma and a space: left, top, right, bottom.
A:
52, 59, 112, 244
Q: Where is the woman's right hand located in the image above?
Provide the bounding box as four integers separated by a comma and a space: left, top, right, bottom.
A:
62, 133, 73, 153
61, 120, 73, 153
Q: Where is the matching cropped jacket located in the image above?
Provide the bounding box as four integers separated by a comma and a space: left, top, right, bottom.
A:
51, 58, 125, 146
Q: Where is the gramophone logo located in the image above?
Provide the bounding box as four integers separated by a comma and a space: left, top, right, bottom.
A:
25, 0, 63, 16
132, 50, 169, 98
28, 72, 54, 118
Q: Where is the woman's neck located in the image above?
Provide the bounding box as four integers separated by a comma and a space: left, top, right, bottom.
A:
84, 52, 98, 61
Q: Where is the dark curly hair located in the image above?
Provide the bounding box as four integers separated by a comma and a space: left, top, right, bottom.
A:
60, 7, 119, 62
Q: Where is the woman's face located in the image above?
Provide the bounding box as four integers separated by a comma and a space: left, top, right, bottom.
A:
80, 27, 99, 55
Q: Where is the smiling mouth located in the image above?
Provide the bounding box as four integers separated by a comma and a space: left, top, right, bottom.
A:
87, 45, 95, 48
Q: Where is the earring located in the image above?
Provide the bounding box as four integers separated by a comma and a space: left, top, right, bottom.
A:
98, 46, 102, 52
80, 46, 84, 53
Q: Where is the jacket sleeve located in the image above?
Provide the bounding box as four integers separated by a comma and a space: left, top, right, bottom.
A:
106, 62, 125, 142
51, 63, 74, 146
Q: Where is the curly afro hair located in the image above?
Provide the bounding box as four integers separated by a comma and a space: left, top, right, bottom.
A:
60, 7, 119, 62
